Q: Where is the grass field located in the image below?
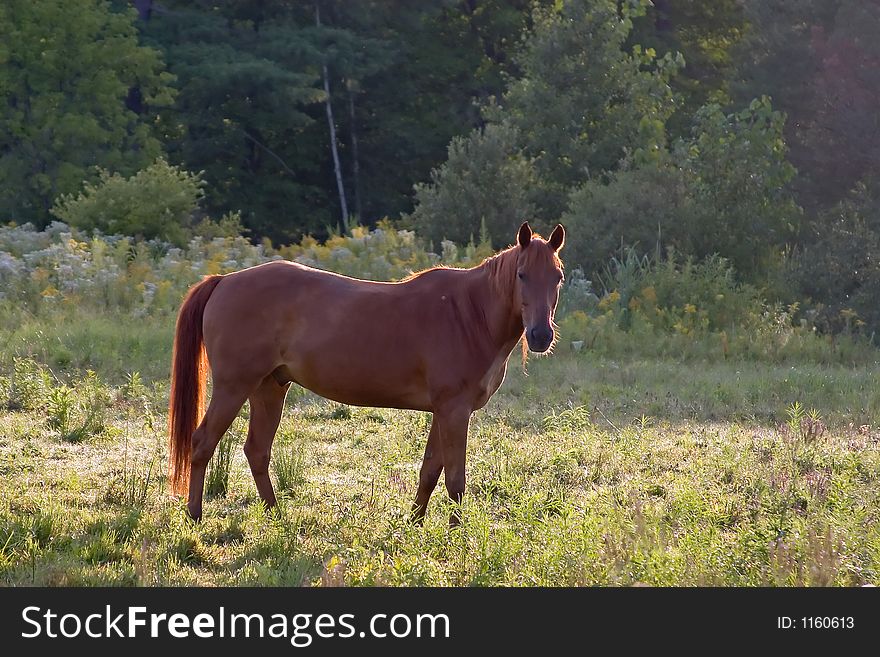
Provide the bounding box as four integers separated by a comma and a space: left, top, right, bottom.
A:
1, 316, 879, 587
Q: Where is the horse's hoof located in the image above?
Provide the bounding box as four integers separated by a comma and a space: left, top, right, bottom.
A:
186, 507, 202, 523
410, 504, 427, 526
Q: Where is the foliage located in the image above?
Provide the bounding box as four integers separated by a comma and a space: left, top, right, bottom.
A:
584, 247, 763, 334
46, 370, 113, 442
131, 0, 541, 242
562, 159, 688, 276
735, 0, 880, 213
50, 159, 205, 246
795, 179, 880, 337
675, 98, 800, 275
562, 97, 800, 278
411, 123, 537, 247
136, 1, 327, 241
0, 0, 175, 224
0, 220, 493, 323
493, 0, 682, 219
629, 0, 748, 136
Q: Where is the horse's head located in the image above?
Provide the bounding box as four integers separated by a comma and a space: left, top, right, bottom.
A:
514, 221, 565, 353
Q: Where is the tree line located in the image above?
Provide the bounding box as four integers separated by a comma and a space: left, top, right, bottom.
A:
1, 0, 879, 334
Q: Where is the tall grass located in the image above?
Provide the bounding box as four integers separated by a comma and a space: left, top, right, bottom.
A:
205, 434, 236, 499
272, 433, 307, 495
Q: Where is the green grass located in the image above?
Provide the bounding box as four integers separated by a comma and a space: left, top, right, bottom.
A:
1, 341, 879, 586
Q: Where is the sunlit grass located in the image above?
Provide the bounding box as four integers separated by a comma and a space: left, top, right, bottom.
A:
1, 349, 878, 586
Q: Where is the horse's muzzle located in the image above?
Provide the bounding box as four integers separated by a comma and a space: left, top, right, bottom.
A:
527, 326, 554, 353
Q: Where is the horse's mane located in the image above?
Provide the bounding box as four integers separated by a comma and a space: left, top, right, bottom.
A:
479, 244, 519, 298
401, 234, 561, 288
479, 235, 562, 291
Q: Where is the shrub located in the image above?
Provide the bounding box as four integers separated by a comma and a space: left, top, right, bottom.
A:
562, 97, 800, 281
641, 253, 763, 332
0, 220, 492, 321
795, 179, 880, 338
410, 123, 538, 248
561, 247, 764, 340
562, 160, 689, 276
50, 159, 204, 246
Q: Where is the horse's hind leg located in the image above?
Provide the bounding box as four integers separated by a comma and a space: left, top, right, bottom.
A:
411, 418, 443, 523
244, 376, 290, 511
187, 382, 251, 521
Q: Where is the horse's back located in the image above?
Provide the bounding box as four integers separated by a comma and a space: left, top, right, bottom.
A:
201, 260, 446, 409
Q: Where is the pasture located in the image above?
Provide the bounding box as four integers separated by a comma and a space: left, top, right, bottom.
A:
1, 311, 878, 586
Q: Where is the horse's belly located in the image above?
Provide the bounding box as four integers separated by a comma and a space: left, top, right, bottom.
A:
295, 376, 432, 412
310, 384, 432, 412
282, 351, 432, 412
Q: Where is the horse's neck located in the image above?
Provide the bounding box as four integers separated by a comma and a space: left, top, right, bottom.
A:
475, 250, 523, 352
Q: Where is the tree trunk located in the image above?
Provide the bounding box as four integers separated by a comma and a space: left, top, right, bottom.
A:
316, 5, 349, 232
348, 86, 362, 224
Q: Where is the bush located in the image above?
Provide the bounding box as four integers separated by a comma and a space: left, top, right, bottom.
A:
410, 123, 538, 248
589, 248, 761, 333
795, 179, 880, 338
0, 220, 492, 322
562, 97, 801, 281
640, 253, 763, 332
50, 159, 204, 246
562, 161, 688, 276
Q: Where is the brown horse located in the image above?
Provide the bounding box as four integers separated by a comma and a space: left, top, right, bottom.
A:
168, 221, 565, 523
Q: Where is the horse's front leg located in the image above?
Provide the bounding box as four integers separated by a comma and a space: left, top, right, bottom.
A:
411, 418, 443, 523
435, 403, 473, 528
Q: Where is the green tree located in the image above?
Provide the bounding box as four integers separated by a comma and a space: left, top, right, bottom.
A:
133, 1, 540, 243
322, 0, 544, 226
411, 123, 537, 247
563, 97, 799, 279
410, 0, 682, 245
496, 0, 682, 218
0, 0, 175, 224
735, 0, 880, 213
677, 98, 799, 274
136, 2, 327, 242
629, 0, 747, 139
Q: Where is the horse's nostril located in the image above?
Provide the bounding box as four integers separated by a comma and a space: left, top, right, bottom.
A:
528, 326, 552, 349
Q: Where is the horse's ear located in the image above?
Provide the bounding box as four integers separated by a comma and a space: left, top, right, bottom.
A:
548, 224, 565, 252
517, 222, 532, 249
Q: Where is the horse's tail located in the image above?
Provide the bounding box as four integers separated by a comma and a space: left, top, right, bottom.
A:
168, 275, 223, 495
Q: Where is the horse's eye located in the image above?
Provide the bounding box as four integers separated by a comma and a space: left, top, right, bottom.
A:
517, 272, 525, 280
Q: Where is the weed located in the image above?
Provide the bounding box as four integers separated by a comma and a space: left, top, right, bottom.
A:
272, 438, 306, 494
46, 371, 112, 442
205, 434, 235, 499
